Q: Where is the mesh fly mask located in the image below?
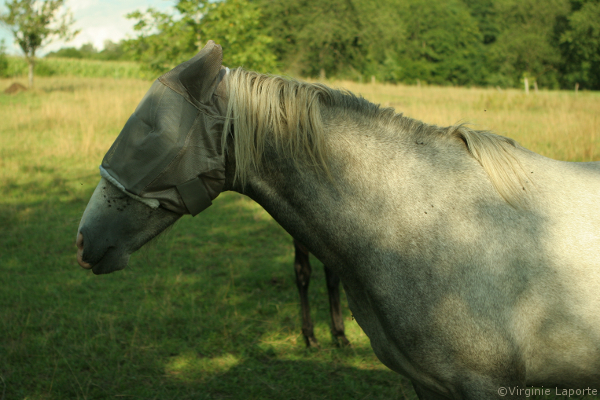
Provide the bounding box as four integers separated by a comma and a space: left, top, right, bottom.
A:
100, 41, 228, 216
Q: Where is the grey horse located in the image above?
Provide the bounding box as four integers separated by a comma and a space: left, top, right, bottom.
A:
76, 41, 600, 399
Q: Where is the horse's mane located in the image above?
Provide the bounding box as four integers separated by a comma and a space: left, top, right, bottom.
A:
222, 68, 529, 208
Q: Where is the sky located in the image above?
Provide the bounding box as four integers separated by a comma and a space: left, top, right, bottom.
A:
0, 0, 176, 56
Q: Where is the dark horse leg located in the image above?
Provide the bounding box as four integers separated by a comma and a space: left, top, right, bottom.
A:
324, 264, 350, 346
293, 239, 318, 347
293, 239, 350, 347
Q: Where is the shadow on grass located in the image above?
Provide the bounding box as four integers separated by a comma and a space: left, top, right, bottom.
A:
1, 170, 421, 399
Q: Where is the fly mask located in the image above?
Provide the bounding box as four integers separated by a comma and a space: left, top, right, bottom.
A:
100, 40, 228, 216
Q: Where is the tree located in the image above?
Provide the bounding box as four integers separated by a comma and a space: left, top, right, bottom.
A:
124, 0, 276, 75
197, 0, 276, 72
0, 39, 8, 77
396, 0, 486, 86
559, 0, 600, 89
484, 0, 570, 88
0, 0, 78, 88
123, 5, 199, 74
258, 0, 368, 79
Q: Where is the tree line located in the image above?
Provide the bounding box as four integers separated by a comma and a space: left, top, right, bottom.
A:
6, 0, 600, 90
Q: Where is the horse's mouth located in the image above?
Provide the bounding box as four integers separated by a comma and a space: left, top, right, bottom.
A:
92, 263, 115, 275
90, 250, 130, 275
77, 244, 128, 275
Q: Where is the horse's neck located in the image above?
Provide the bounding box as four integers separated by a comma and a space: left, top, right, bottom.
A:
240, 158, 343, 267
235, 125, 403, 270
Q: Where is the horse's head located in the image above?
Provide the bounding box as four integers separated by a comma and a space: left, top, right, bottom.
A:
76, 41, 229, 274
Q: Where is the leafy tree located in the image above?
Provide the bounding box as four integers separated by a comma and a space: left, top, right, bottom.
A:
198, 0, 276, 72
294, 0, 365, 78
0, 0, 78, 88
47, 0, 599, 89
559, 0, 600, 89
0, 39, 8, 77
463, 0, 501, 45
46, 40, 128, 61
45, 45, 83, 58
124, 0, 276, 75
397, 0, 486, 86
485, 0, 570, 88
46, 42, 96, 59
98, 40, 127, 61
123, 6, 199, 74
351, 0, 406, 82
258, 0, 368, 79
260, 0, 485, 85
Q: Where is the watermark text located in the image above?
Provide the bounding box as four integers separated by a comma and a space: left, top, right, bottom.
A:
497, 386, 597, 397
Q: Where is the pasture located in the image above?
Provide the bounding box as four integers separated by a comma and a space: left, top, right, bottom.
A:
1, 76, 599, 399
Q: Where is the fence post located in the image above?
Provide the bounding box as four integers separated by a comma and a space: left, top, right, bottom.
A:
575, 82, 579, 94
524, 77, 529, 95
319, 68, 326, 81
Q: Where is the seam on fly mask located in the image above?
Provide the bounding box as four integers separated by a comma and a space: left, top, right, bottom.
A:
99, 165, 160, 209
213, 67, 229, 104
151, 80, 168, 124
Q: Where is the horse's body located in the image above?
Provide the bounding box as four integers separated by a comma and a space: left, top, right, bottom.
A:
76, 42, 600, 399
230, 101, 600, 397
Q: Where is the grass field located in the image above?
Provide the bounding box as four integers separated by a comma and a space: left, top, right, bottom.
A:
4, 56, 147, 80
1, 76, 599, 399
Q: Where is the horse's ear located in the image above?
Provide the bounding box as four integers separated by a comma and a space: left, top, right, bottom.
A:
158, 40, 224, 106
179, 41, 223, 103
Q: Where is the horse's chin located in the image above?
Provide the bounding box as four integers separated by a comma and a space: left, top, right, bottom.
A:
90, 250, 131, 275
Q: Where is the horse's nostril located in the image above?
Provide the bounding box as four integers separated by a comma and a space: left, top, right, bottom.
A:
76, 231, 84, 251
76, 231, 92, 269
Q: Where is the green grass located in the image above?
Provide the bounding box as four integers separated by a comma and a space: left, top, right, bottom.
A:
1, 76, 599, 399
1, 182, 406, 399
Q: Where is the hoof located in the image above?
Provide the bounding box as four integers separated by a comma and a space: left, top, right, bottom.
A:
334, 334, 351, 347
304, 335, 320, 348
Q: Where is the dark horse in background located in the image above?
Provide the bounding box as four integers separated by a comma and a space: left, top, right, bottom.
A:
292, 239, 349, 347
76, 42, 600, 399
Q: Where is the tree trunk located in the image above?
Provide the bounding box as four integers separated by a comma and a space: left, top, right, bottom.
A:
27, 58, 35, 89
